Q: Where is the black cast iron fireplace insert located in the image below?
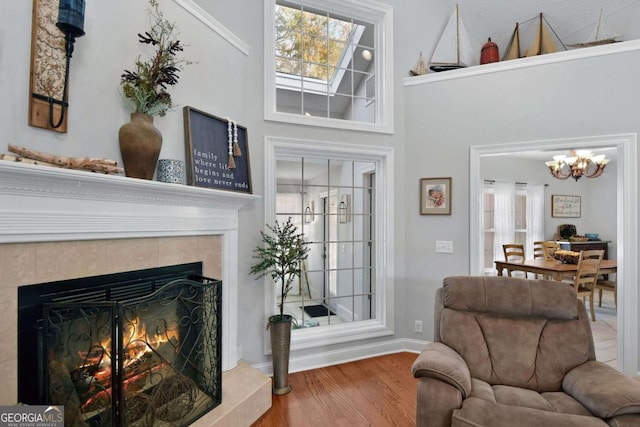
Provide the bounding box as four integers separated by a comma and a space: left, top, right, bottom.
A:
18, 262, 222, 426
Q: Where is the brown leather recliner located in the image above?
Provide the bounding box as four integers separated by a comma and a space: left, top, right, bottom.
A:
412, 276, 640, 427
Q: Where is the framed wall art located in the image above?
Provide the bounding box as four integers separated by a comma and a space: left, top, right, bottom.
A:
183, 106, 252, 193
551, 195, 581, 218
420, 177, 451, 215
29, 0, 68, 132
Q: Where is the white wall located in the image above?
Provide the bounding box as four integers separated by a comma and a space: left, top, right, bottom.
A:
0, 0, 249, 161
404, 47, 640, 371
4, 0, 638, 373
0, 0, 429, 369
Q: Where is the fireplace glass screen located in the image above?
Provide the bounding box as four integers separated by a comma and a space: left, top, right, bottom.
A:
18, 263, 222, 427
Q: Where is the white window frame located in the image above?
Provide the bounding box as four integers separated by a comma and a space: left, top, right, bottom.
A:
264, 0, 394, 134
264, 136, 395, 352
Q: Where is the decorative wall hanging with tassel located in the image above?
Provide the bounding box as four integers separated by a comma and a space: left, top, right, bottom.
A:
226, 118, 243, 169
227, 118, 236, 169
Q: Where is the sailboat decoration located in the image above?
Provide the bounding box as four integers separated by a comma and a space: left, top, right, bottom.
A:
410, 52, 428, 76
429, 4, 476, 72
503, 13, 566, 61
569, 9, 622, 48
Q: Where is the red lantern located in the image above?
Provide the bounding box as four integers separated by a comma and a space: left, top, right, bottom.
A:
480, 37, 499, 64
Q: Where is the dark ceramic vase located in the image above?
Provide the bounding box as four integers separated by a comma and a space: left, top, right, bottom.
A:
119, 113, 162, 179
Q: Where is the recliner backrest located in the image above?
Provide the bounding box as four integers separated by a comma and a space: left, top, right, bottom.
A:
436, 276, 596, 393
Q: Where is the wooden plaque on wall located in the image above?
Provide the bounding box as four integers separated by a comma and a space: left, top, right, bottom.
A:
183, 106, 252, 194
29, 0, 68, 133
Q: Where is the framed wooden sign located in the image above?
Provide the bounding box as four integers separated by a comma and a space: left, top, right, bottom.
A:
551, 195, 581, 218
183, 106, 252, 193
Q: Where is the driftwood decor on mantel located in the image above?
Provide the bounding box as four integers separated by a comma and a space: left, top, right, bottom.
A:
1, 144, 123, 175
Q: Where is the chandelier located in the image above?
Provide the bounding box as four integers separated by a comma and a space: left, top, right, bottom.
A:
545, 150, 609, 181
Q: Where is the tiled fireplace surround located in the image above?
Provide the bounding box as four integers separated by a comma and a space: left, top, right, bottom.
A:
0, 162, 270, 425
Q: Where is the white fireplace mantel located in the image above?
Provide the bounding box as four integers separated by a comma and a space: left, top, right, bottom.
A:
0, 161, 259, 243
0, 160, 260, 371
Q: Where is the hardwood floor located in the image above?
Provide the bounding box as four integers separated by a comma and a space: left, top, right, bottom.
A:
591, 290, 618, 367
252, 352, 418, 426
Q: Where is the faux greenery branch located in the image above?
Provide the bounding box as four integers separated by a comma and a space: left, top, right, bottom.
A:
120, 0, 192, 117
250, 218, 310, 320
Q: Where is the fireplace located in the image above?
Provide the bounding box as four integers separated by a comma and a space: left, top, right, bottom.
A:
18, 263, 222, 426
1, 161, 270, 426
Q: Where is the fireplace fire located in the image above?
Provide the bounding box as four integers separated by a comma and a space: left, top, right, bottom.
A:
18, 263, 222, 426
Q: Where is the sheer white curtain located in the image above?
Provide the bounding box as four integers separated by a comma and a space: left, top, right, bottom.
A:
525, 184, 545, 256
493, 182, 515, 263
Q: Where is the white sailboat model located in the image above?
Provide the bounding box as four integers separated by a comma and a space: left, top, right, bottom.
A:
430, 4, 476, 72
410, 52, 428, 76
569, 9, 622, 48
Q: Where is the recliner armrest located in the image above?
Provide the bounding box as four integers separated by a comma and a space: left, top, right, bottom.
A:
412, 342, 472, 397
563, 361, 640, 418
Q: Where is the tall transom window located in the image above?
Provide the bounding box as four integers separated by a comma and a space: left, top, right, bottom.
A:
264, 0, 394, 133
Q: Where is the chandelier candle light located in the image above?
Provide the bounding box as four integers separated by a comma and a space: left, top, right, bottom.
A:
545, 150, 609, 181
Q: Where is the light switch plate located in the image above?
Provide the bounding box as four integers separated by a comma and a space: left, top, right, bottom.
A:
436, 240, 454, 253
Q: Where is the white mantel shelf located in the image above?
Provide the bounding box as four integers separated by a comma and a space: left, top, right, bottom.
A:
0, 161, 260, 244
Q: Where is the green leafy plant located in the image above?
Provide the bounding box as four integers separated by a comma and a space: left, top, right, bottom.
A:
250, 218, 310, 320
120, 0, 191, 117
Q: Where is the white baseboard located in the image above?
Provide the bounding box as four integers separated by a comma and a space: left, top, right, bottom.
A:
253, 338, 429, 375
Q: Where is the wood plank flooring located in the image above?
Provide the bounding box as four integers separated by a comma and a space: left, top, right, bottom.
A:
252, 352, 418, 427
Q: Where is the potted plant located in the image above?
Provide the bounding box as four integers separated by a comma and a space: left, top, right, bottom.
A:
118, 0, 191, 180
250, 217, 310, 394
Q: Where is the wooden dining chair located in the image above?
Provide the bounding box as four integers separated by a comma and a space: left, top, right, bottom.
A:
532, 241, 550, 279
572, 249, 605, 321
533, 241, 546, 259
503, 244, 526, 277
542, 241, 560, 259
596, 278, 617, 308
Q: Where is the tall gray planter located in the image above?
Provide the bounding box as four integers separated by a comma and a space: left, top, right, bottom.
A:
269, 314, 293, 395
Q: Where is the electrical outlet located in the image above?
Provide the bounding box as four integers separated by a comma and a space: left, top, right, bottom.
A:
414, 320, 423, 333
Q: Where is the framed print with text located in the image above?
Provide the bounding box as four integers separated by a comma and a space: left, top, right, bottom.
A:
551, 194, 581, 218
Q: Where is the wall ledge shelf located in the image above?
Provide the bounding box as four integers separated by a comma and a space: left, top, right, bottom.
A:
403, 39, 640, 87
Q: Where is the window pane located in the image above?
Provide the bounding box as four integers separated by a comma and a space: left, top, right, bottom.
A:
275, 34, 302, 61
514, 194, 526, 229
302, 10, 328, 39
272, 0, 384, 128
275, 151, 377, 331
483, 193, 494, 229
328, 17, 353, 42
276, 89, 303, 114
333, 67, 353, 96
484, 232, 495, 269
303, 61, 329, 80
302, 93, 329, 118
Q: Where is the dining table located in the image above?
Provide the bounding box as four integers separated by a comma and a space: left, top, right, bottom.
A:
495, 258, 617, 281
